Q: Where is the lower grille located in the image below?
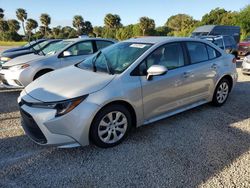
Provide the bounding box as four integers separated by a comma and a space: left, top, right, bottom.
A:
20, 108, 47, 144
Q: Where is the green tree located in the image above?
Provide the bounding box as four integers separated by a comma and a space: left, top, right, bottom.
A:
40, 13, 51, 38
165, 14, 198, 36
83, 21, 93, 35
16, 8, 27, 37
26, 19, 38, 40
0, 19, 9, 32
116, 25, 134, 40
155, 26, 171, 36
238, 5, 250, 39
104, 14, 122, 29
0, 8, 4, 19
220, 11, 238, 26
139, 17, 155, 36
201, 8, 227, 25
72, 15, 84, 36
93, 26, 103, 37
7, 19, 20, 32
51, 26, 61, 38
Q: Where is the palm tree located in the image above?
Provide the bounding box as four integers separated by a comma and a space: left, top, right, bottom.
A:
93, 26, 103, 37
26, 19, 38, 40
72, 15, 84, 36
40, 13, 51, 38
104, 14, 122, 29
7, 19, 20, 32
0, 19, 9, 32
16, 8, 27, 37
0, 8, 4, 19
139, 17, 155, 36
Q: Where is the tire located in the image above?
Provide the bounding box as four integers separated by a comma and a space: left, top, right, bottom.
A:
34, 70, 52, 80
212, 78, 230, 107
90, 104, 132, 148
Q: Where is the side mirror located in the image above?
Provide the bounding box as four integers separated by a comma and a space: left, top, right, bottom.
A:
146, 65, 167, 80
63, 51, 72, 57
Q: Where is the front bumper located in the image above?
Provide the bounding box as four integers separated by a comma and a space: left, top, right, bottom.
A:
18, 94, 100, 147
0, 69, 28, 88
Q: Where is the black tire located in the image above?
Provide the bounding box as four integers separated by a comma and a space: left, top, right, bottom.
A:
212, 78, 230, 107
90, 104, 132, 148
34, 70, 52, 80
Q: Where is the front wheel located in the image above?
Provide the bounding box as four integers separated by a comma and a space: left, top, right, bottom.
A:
212, 79, 230, 106
90, 105, 132, 148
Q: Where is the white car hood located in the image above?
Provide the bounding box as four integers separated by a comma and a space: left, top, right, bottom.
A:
4, 54, 46, 66
24, 66, 115, 102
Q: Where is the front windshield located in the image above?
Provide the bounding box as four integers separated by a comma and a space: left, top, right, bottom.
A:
23, 40, 36, 47
33, 41, 50, 51
77, 42, 152, 74
41, 41, 73, 56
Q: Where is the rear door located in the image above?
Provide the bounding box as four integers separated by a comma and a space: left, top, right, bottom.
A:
95, 40, 114, 51
59, 40, 94, 68
183, 41, 219, 102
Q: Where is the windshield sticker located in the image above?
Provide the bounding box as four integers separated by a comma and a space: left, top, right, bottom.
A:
130, 44, 148, 48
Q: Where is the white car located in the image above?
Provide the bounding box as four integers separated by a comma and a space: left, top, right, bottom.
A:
242, 55, 250, 75
18, 37, 237, 148
0, 38, 115, 88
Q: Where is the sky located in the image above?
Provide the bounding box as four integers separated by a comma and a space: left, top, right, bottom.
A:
0, 0, 249, 28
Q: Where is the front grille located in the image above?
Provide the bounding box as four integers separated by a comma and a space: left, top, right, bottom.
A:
20, 108, 47, 144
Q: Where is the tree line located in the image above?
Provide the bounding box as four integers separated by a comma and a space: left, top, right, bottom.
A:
0, 5, 249, 42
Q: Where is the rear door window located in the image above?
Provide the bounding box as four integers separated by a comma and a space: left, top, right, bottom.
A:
67, 41, 93, 56
206, 45, 220, 59
186, 42, 209, 64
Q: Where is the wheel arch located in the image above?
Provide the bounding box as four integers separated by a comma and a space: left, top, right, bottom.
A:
33, 68, 54, 80
216, 74, 234, 92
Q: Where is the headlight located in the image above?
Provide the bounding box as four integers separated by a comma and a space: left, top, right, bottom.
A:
28, 95, 88, 117
0, 57, 11, 62
9, 64, 30, 71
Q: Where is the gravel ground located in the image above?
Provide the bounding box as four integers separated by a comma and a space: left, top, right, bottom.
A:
0, 65, 250, 187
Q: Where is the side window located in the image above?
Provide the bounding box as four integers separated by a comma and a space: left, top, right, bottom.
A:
142, 43, 185, 70
186, 42, 208, 64
206, 45, 220, 59
67, 41, 93, 56
96, 41, 114, 50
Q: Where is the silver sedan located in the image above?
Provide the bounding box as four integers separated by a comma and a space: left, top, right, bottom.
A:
18, 37, 237, 148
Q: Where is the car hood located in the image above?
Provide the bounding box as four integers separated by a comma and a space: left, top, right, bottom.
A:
2, 46, 27, 54
3, 53, 46, 67
24, 66, 116, 102
1, 50, 33, 59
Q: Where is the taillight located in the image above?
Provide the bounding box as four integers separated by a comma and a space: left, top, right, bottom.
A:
232, 58, 237, 64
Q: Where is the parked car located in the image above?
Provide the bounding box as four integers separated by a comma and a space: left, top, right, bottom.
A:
191, 25, 241, 43
0, 38, 115, 88
242, 55, 250, 74
199, 35, 238, 57
18, 37, 237, 148
1, 39, 46, 55
0, 39, 61, 67
238, 37, 250, 59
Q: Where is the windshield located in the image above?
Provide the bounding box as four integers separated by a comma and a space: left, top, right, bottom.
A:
23, 40, 36, 47
77, 42, 152, 74
33, 41, 50, 51
41, 41, 73, 56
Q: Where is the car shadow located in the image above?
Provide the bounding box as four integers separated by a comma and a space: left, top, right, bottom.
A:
0, 89, 21, 113
0, 81, 250, 187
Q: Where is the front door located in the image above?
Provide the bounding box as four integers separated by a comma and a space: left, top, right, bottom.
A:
140, 42, 194, 121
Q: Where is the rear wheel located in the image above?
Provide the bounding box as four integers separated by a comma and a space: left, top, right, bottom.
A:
90, 104, 132, 148
212, 78, 230, 106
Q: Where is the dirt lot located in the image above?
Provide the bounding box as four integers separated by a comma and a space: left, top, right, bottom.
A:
0, 65, 250, 187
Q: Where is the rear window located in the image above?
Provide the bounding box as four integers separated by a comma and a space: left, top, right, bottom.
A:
206, 45, 221, 59
186, 42, 208, 64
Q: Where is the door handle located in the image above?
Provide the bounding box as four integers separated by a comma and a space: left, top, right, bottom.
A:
211, 64, 217, 70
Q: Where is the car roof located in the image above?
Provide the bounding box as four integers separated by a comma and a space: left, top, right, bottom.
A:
124, 36, 209, 44
63, 38, 115, 43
